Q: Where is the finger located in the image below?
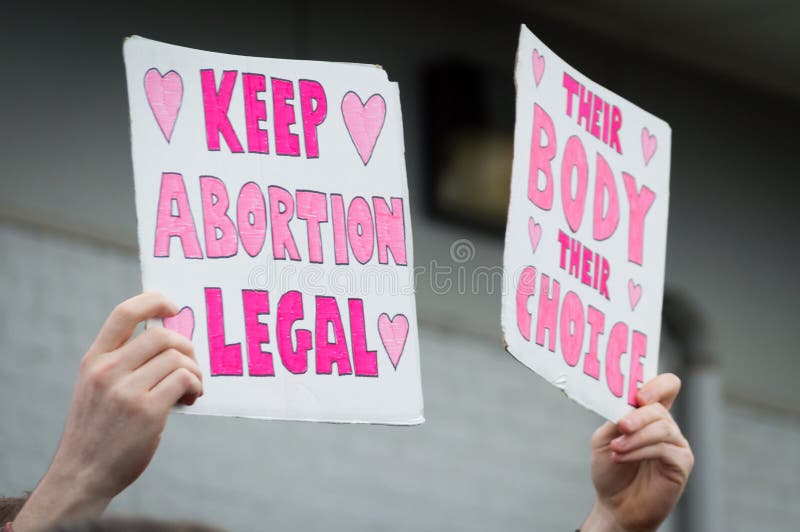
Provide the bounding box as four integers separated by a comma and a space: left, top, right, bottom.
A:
611, 418, 688, 454
113, 327, 195, 371
149, 367, 203, 408
591, 421, 621, 449
89, 293, 178, 356
126, 348, 203, 393
611, 442, 695, 477
636, 373, 681, 409
617, 402, 671, 434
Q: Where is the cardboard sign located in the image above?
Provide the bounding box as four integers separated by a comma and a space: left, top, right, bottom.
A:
123, 36, 423, 424
502, 26, 671, 421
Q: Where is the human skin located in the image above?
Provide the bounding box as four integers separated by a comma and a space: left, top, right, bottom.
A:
9, 295, 691, 532
580, 373, 694, 531
12, 293, 203, 532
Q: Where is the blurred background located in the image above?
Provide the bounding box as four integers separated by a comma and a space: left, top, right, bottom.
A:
1, 1, 798, 530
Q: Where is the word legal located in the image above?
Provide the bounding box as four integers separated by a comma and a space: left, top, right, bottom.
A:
205, 288, 381, 377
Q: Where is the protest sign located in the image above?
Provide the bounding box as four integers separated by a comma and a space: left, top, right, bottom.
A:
124, 36, 423, 424
502, 26, 671, 421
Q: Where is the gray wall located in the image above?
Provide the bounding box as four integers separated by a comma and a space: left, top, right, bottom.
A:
1, 1, 799, 531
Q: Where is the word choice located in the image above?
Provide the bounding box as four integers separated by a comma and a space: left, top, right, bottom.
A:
515, 266, 646, 406
154, 172, 407, 265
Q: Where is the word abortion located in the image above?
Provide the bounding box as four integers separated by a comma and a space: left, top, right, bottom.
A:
153, 172, 408, 266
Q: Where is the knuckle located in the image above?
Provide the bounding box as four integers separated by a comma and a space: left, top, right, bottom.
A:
652, 402, 669, 418
151, 326, 174, 346
176, 367, 199, 390
86, 359, 114, 387
175, 367, 194, 384
686, 448, 696, 470
658, 420, 674, 441
108, 383, 133, 407
112, 302, 135, 323
79, 354, 93, 372
166, 349, 187, 370
591, 425, 607, 445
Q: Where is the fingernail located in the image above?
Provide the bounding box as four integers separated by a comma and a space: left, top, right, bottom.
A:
612, 435, 626, 448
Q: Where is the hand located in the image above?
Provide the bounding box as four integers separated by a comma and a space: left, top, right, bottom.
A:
581, 374, 694, 532
13, 293, 203, 531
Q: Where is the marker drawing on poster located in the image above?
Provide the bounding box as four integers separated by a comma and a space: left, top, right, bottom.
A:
124, 36, 423, 424
502, 26, 671, 421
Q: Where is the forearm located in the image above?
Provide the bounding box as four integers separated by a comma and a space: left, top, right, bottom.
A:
12, 465, 111, 532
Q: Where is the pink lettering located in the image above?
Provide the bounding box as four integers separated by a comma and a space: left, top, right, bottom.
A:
200, 176, 238, 258
242, 290, 274, 376
201, 69, 244, 153
528, 104, 556, 210
298, 80, 327, 158
154, 172, 202, 258
271, 78, 300, 156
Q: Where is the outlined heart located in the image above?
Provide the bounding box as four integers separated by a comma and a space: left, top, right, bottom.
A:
144, 68, 183, 143
628, 280, 642, 311
341, 91, 386, 165
163, 306, 194, 340
528, 216, 542, 252
641, 127, 657, 165
378, 313, 409, 369
532, 49, 545, 86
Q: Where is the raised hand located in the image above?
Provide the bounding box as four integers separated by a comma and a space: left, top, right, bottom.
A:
581, 373, 694, 532
13, 293, 202, 531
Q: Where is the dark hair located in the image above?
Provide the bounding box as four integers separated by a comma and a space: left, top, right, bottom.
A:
43, 516, 225, 532
0, 497, 28, 523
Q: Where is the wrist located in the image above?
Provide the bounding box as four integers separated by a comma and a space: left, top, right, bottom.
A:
12, 461, 111, 532
580, 500, 626, 532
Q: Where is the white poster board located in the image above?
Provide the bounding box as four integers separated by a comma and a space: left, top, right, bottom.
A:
124, 36, 423, 424
502, 26, 671, 421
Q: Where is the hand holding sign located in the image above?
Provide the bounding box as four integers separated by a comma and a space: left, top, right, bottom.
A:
583, 373, 694, 531
12, 293, 202, 531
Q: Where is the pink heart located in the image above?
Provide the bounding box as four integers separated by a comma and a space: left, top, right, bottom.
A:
377, 313, 409, 369
641, 127, 657, 165
628, 280, 642, 311
532, 49, 545, 87
163, 306, 194, 340
528, 216, 542, 253
341, 92, 386, 165
144, 68, 183, 143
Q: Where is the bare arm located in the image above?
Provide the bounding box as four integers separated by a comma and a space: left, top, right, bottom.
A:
12, 293, 203, 531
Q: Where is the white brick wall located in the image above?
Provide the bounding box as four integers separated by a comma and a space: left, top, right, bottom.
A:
1, 222, 798, 531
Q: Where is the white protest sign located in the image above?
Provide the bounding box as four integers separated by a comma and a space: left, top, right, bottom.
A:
123, 36, 423, 424
502, 26, 671, 421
